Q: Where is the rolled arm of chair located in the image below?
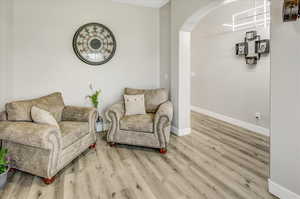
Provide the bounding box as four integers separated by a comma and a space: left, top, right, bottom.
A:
105, 101, 125, 142
105, 101, 125, 122
0, 111, 7, 121
155, 101, 173, 124
155, 101, 173, 148
0, 121, 62, 150
62, 106, 98, 136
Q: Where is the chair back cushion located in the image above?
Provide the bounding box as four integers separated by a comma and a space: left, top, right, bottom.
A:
6, 92, 65, 122
120, 113, 155, 133
124, 88, 168, 113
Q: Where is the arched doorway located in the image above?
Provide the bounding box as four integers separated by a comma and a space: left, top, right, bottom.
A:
176, 0, 237, 135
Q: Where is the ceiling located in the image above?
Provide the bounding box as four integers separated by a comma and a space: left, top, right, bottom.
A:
112, 0, 169, 8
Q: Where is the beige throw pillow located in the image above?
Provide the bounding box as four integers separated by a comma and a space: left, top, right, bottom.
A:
124, 94, 146, 116
31, 106, 59, 128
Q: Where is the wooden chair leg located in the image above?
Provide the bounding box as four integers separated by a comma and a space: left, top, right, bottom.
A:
159, 148, 167, 154
42, 177, 55, 185
89, 143, 96, 149
9, 168, 17, 172
108, 142, 116, 147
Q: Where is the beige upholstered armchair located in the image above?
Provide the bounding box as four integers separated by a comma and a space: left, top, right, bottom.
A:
105, 88, 173, 153
0, 92, 98, 184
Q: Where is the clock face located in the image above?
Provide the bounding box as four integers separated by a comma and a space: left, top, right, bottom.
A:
73, 23, 116, 65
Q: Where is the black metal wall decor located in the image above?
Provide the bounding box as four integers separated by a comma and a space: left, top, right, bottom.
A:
283, 0, 300, 22
73, 23, 116, 66
235, 31, 269, 65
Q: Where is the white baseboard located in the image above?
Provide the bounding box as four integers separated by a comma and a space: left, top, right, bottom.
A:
268, 179, 300, 199
191, 106, 270, 137
171, 126, 191, 136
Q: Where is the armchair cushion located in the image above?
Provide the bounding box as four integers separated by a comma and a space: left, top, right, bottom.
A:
5, 92, 65, 122
59, 121, 89, 149
120, 113, 154, 133
0, 121, 61, 149
125, 88, 168, 113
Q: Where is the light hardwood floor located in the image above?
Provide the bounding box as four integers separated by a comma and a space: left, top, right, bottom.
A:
0, 112, 278, 199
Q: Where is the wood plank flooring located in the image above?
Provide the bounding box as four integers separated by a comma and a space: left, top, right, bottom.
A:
0, 112, 278, 199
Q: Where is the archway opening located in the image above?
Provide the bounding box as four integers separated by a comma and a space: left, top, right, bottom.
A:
178, 0, 270, 136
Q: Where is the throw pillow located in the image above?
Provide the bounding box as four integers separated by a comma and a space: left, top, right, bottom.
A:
31, 106, 59, 128
124, 94, 146, 116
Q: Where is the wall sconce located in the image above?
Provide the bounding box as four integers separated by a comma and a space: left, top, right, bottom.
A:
283, 0, 300, 22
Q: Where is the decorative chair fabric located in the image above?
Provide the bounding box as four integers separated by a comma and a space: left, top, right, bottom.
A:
0, 111, 7, 121
0, 92, 97, 179
5, 92, 65, 122
59, 121, 90, 149
124, 88, 168, 113
120, 113, 155, 133
106, 88, 173, 149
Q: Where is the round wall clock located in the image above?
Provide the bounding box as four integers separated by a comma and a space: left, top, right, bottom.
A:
73, 23, 116, 65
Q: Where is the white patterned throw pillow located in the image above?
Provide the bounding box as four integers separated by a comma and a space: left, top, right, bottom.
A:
124, 94, 146, 116
31, 106, 59, 128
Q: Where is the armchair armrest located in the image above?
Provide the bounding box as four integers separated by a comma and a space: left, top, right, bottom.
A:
0, 121, 61, 150
62, 106, 98, 135
0, 111, 7, 121
155, 101, 173, 124
62, 106, 98, 122
105, 101, 125, 142
154, 101, 173, 148
105, 101, 125, 122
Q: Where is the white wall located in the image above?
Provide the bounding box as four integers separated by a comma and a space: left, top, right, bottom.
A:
0, 0, 13, 109
159, 3, 171, 92
191, 22, 270, 129
0, 0, 160, 113
269, 0, 300, 197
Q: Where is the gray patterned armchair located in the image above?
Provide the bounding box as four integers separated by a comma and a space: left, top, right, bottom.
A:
105, 88, 173, 153
0, 92, 98, 184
